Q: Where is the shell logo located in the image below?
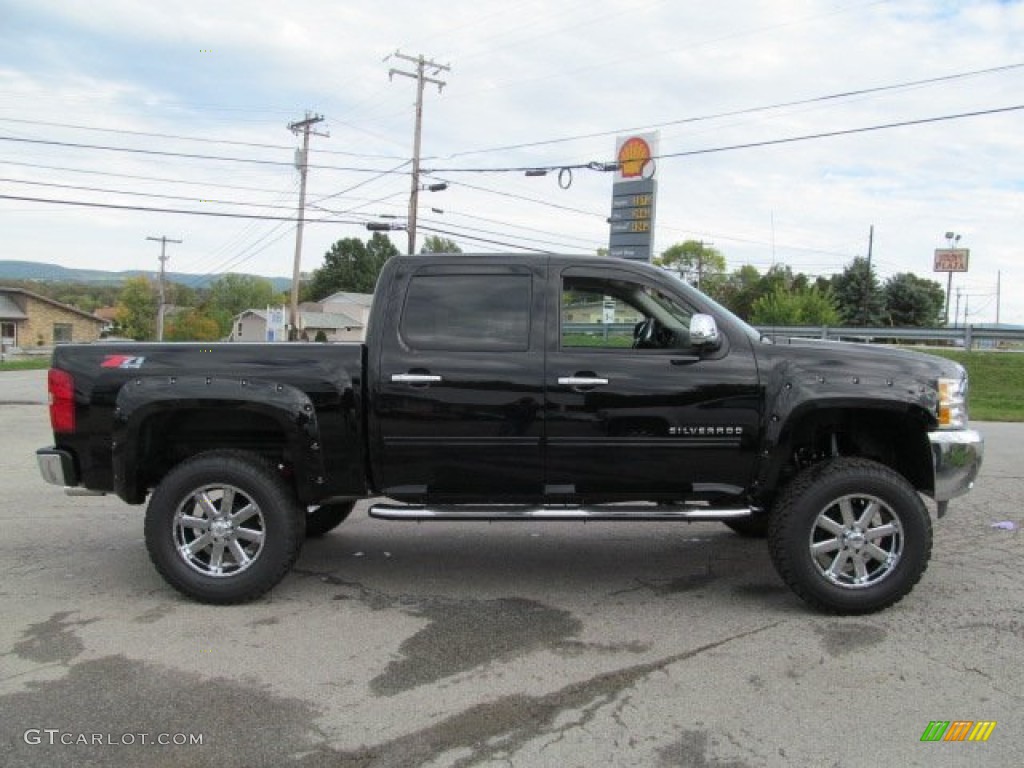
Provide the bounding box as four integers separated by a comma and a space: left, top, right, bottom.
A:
617, 137, 653, 178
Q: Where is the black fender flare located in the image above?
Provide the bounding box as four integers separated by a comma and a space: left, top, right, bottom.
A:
111, 375, 324, 503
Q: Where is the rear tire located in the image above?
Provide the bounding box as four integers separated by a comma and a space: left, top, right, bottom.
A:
305, 501, 355, 538
144, 451, 304, 604
768, 457, 932, 615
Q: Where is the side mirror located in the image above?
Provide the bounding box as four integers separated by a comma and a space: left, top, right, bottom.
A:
689, 313, 720, 348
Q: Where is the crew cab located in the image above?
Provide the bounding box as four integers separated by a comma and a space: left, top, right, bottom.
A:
37, 253, 983, 613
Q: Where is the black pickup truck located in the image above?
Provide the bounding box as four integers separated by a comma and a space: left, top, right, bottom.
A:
37, 253, 983, 613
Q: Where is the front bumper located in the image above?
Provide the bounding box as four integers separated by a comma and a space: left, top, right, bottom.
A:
928, 429, 984, 503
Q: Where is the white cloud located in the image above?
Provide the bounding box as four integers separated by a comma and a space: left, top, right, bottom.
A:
1, 0, 1022, 322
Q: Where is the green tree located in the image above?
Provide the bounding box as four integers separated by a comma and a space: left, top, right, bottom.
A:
883, 273, 945, 327
758, 264, 795, 296
832, 257, 885, 326
164, 309, 223, 341
304, 233, 400, 299
167, 282, 200, 308
420, 235, 462, 254
655, 240, 727, 296
206, 274, 277, 318
717, 265, 762, 320
751, 285, 840, 326
116, 276, 157, 340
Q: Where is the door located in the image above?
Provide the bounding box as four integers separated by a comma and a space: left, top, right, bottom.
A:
372, 260, 546, 501
545, 265, 761, 501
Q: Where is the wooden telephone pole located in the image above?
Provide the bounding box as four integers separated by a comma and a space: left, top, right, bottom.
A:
387, 51, 449, 255
287, 112, 328, 339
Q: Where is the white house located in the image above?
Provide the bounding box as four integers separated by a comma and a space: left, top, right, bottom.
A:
228, 307, 364, 342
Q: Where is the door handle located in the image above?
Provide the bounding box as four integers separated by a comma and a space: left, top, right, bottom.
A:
558, 376, 609, 387
391, 373, 443, 384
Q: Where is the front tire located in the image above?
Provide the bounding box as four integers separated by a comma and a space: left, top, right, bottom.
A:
768, 458, 932, 615
144, 451, 305, 604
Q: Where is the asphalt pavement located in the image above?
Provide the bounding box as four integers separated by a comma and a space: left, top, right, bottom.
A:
1, 369, 1021, 767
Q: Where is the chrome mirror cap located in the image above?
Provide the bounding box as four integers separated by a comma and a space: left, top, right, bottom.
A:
690, 313, 720, 347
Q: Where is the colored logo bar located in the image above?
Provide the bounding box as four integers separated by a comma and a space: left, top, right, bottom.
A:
920, 721, 996, 742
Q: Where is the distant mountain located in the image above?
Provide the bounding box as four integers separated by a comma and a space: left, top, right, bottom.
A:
0, 260, 292, 292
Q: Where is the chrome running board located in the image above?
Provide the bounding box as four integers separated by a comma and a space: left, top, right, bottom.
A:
368, 503, 755, 522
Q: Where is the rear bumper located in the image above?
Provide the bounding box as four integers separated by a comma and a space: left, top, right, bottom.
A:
37, 447, 79, 487
928, 429, 984, 503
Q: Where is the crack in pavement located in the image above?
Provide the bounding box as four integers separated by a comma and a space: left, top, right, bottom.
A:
289, 620, 783, 768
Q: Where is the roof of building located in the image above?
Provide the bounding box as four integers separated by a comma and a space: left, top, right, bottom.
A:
0, 293, 28, 320
301, 311, 362, 329
321, 291, 374, 307
0, 286, 105, 324
230, 308, 361, 330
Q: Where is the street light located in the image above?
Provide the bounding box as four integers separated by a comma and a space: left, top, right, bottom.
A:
943, 231, 961, 326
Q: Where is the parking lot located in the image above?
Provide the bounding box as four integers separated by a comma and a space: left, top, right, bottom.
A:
1, 369, 1021, 767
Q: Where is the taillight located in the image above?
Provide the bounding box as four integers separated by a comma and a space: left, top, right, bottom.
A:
48, 369, 76, 433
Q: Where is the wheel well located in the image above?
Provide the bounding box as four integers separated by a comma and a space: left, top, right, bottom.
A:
773, 408, 932, 500
135, 408, 291, 493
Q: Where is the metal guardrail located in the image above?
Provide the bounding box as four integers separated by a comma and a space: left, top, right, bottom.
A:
563, 323, 1024, 348
754, 325, 1024, 348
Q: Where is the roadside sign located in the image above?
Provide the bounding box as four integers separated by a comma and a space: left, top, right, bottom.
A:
934, 249, 969, 272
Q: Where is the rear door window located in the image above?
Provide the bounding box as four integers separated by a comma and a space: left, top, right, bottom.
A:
400, 273, 531, 351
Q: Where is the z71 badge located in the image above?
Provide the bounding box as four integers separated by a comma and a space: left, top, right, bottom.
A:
101, 355, 145, 369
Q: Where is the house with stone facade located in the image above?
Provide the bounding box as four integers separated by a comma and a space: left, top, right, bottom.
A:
0, 286, 105, 353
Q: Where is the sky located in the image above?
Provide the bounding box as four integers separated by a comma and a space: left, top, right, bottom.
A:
1, 0, 1022, 323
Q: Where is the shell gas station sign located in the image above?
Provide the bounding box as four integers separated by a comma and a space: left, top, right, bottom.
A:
609, 132, 658, 262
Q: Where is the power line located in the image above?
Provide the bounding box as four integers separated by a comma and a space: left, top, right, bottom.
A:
417, 215, 601, 252
0, 134, 403, 174
0, 193, 363, 223
0, 176, 302, 210
440, 62, 1024, 159
0, 116, 408, 160
423, 104, 1024, 173
655, 104, 1024, 161
435, 177, 606, 219
0, 159, 301, 195
416, 224, 560, 254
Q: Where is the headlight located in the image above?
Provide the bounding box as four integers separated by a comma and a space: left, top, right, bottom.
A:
937, 373, 968, 429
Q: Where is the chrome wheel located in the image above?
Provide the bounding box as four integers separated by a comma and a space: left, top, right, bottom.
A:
173, 483, 266, 577
769, 457, 931, 614
809, 493, 903, 589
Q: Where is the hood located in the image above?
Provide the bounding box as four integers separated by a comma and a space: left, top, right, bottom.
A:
762, 337, 964, 382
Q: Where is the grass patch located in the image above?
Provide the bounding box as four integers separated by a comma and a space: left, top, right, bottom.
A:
909, 348, 1024, 422
0, 357, 51, 371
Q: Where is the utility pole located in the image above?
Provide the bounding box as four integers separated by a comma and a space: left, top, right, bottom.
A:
996, 270, 1001, 325
146, 236, 182, 341
954, 287, 962, 329
695, 240, 714, 292
287, 112, 328, 340
387, 51, 449, 255
862, 225, 874, 323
